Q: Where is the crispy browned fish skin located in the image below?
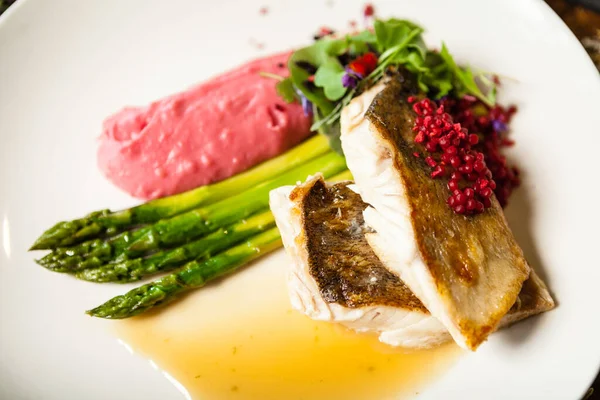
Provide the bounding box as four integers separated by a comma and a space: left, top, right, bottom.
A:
290, 178, 426, 311
363, 77, 530, 349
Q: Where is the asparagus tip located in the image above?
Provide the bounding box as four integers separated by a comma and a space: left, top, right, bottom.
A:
34, 258, 47, 267
85, 308, 114, 319
86, 303, 122, 319
86, 283, 167, 319
29, 240, 49, 251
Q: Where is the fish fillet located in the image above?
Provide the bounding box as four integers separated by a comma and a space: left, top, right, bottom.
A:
340, 77, 535, 350
269, 175, 554, 349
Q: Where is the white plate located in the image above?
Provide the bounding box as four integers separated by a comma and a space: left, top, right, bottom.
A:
1, 0, 599, 399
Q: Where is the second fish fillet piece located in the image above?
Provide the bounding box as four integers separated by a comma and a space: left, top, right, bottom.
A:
340, 77, 532, 350
270, 175, 441, 348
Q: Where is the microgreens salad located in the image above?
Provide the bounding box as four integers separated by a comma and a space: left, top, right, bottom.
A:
276, 18, 497, 153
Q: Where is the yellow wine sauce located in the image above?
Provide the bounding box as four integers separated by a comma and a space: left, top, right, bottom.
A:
115, 252, 462, 400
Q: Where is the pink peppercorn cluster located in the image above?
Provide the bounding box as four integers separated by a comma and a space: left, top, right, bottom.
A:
438, 96, 520, 207
408, 97, 495, 215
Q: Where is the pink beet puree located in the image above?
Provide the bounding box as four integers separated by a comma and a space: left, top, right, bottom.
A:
98, 51, 312, 199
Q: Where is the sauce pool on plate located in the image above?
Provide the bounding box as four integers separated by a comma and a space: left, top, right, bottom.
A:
115, 251, 462, 400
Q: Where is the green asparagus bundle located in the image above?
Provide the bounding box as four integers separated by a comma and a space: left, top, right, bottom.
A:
76, 209, 275, 283
80, 169, 352, 285
87, 227, 283, 319
30, 134, 331, 250
37, 151, 346, 272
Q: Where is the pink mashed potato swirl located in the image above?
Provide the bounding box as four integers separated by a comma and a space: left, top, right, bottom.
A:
98, 51, 312, 199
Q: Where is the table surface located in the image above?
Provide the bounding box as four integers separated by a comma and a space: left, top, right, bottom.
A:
546, 0, 600, 71
0, 0, 598, 399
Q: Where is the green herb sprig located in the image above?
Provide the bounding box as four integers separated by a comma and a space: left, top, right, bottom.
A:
277, 18, 497, 154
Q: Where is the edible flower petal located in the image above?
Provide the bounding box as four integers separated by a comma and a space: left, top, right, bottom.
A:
348, 61, 367, 77
492, 119, 507, 133
348, 52, 378, 78
301, 96, 313, 116
342, 52, 379, 89
341, 72, 358, 88
295, 87, 313, 116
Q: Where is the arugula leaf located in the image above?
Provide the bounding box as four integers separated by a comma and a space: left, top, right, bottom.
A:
407, 36, 427, 60
289, 41, 337, 115
314, 59, 347, 101
439, 43, 495, 106
275, 78, 297, 103
464, 66, 496, 105
350, 29, 378, 44
318, 122, 344, 155
388, 49, 426, 71
412, 51, 453, 97
345, 32, 375, 55
419, 70, 453, 98
367, 26, 424, 79
288, 39, 353, 114
347, 39, 369, 55
373, 18, 423, 52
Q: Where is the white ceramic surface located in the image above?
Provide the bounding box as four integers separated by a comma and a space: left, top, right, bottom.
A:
1, 0, 599, 399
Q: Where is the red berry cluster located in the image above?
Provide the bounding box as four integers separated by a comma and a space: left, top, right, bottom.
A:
438, 96, 520, 207
408, 97, 495, 215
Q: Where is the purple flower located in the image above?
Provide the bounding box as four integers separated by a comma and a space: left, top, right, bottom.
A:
295, 87, 313, 116
342, 73, 358, 88
341, 66, 363, 89
492, 119, 507, 133
301, 96, 313, 116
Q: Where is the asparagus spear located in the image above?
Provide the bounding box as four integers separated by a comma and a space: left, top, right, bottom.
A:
29, 210, 111, 251
74, 209, 275, 282
40, 151, 346, 270
30, 134, 331, 250
87, 227, 282, 319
